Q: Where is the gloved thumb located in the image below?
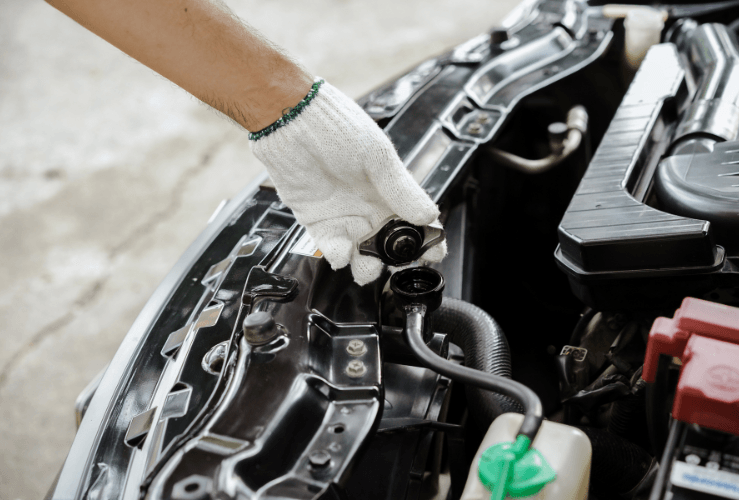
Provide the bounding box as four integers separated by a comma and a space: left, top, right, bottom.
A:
350, 251, 384, 286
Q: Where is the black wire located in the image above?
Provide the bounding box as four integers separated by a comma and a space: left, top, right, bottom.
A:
403, 306, 544, 442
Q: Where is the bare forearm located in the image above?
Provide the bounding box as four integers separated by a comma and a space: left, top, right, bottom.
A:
45, 0, 313, 131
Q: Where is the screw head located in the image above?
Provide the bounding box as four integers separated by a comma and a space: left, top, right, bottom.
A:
466, 122, 483, 135
309, 450, 331, 469
346, 339, 367, 357
346, 359, 367, 378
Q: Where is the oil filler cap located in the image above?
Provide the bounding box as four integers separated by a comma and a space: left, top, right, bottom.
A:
643, 297, 739, 436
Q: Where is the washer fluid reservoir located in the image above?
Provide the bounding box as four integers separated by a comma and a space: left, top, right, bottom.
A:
461, 413, 591, 500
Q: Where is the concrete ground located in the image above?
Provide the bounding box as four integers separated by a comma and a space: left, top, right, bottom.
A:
0, 1, 518, 498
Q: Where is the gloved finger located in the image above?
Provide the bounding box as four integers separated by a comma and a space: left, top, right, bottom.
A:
312, 216, 373, 271
365, 154, 440, 227
343, 216, 374, 243
312, 233, 354, 270
419, 238, 447, 264
350, 251, 384, 286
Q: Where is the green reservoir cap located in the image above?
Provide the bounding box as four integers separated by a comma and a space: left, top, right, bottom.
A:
478, 435, 556, 499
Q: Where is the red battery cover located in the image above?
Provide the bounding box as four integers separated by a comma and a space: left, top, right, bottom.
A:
643, 297, 739, 437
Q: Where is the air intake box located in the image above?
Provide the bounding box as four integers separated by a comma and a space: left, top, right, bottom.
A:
555, 44, 736, 310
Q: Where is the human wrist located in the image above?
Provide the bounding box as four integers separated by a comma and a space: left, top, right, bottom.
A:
241, 62, 314, 132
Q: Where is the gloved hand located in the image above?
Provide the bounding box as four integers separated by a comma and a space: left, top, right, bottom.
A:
249, 79, 446, 285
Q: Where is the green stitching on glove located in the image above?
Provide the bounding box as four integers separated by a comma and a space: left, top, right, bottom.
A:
248, 80, 324, 141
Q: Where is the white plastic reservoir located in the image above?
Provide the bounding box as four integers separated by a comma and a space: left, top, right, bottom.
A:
623, 7, 665, 71
460, 413, 592, 500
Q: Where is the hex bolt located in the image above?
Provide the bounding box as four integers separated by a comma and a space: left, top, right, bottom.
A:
466, 122, 483, 135
346, 339, 368, 357
476, 114, 491, 124
346, 359, 367, 378
309, 450, 331, 469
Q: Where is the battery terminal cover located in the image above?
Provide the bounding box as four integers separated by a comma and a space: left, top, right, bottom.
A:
643, 297, 739, 436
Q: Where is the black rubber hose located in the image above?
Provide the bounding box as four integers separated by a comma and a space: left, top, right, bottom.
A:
434, 297, 524, 428
578, 427, 655, 499
609, 367, 651, 452
403, 304, 543, 442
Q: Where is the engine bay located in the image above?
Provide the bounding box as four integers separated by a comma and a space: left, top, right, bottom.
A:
50, 1, 739, 499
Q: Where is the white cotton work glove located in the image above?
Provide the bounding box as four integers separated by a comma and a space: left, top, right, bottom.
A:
249, 79, 447, 285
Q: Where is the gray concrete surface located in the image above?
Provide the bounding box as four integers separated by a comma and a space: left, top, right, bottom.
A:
0, 1, 518, 498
